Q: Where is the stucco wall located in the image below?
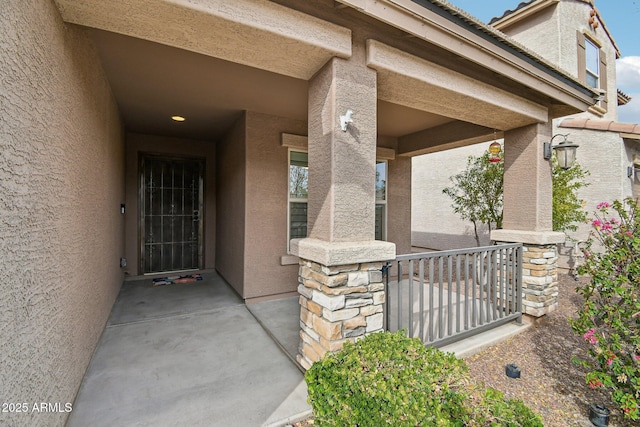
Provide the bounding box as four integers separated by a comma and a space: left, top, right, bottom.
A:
216, 114, 247, 296
0, 1, 124, 426
554, 125, 633, 244
378, 137, 412, 255
412, 143, 492, 250
502, 0, 618, 121
244, 112, 307, 300
124, 133, 216, 276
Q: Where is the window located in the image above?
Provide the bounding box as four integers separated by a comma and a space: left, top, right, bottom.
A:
375, 160, 387, 241
585, 38, 599, 89
577, 31, 608, 110
288, 150, 308, 247
287, 152, 388, 246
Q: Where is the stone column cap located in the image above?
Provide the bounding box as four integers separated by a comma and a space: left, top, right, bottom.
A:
291, 238, 396, 266
491, 229, 565, 245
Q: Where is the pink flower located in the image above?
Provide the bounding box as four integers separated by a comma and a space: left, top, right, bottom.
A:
611, 218, 619, 225
592, 219, 603, 230
602, 222, 613, 231
583, 329, 597, 344
634, 354, 640, 361
626, 231, 633, 237
597, 202, 610, 210
607, 356, 616, 366
589, 379, 603, 388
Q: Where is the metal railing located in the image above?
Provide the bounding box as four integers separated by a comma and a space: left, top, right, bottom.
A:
384, 243, 523, 348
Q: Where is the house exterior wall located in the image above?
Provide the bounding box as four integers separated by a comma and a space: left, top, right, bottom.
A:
0, 1, 124, 426
244, 111, 307, 300
412, 0, 630, 254
124, 133, 217, 276
386, 150, 412, 256
216, 114, 247, 297
502, 0, 618, 121
412, 143, 492, 250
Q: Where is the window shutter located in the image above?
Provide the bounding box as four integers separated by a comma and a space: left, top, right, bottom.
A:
599, 48, 608, 110
577, 31, 586, 83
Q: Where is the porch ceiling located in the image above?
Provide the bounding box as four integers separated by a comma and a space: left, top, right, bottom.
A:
89, 29, 451, 141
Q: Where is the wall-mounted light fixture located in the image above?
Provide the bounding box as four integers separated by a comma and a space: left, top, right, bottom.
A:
544, 134, 579, 170
628, 166, 634, 178
340, 109, 353, 132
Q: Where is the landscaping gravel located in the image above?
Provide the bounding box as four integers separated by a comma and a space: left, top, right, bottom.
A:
293, 273, 636, 426
464, 273, 636, 427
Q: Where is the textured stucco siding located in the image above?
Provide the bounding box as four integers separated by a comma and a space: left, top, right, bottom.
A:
554, 125, 633, 243
0, 1, 124, 426
502, 0, 618, 121
244, 112, 307, 300
216, 114, 247, 296
411, 143, 492, 250
124, 133, 216, 275
379, 138, 412, 255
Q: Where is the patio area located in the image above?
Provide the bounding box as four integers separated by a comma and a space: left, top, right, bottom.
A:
67, 272, 310, 427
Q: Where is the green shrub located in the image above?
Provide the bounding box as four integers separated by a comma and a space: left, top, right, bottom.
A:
305, 331, 542, 427
467, 386, 543, 427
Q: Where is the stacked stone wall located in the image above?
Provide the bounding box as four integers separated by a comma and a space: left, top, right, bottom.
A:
297, 259, 385, 370
521, 244, 558, 316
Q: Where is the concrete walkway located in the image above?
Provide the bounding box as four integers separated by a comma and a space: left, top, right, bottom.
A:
67, 273, 311, 427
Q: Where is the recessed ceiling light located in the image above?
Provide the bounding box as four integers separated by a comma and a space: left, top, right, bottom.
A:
171, 115, 186, 122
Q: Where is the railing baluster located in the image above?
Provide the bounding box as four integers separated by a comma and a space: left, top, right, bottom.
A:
447, 255, 453, 337
464, 253, 469, 331
499, 247, 504, 318
408, 259, 414, 338
456, 254, 461, 333
419, 258, 425, 342
517, 247, 523, 317
428, 257, 434, 342
492, 249, 498, 321
438, 256, 444, 339
397, 261, 403, 333
479, 252, 484, 325
472, 253, 477, 328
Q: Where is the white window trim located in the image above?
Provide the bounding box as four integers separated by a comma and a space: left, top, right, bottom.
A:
585, 38, 600, 89
376, 160, 388, 241
287, 148, 308, 254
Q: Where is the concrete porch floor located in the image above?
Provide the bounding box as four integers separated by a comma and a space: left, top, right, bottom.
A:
67, 272, 311, 427
68, 271, 529, 427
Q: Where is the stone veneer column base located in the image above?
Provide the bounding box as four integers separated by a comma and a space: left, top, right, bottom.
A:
296, 259, 386, 371
520, 244, 559, 316
492, 229, 564, 318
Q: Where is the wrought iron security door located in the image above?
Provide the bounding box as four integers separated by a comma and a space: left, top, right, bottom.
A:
140, 155, 204, 274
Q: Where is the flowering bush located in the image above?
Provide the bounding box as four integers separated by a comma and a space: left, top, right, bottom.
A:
571, 198, 640, 420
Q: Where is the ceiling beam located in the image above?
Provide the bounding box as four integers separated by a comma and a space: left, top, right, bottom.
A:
398, 121, 500, 156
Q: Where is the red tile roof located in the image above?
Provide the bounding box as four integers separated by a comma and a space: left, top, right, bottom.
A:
559, 118, 640, 135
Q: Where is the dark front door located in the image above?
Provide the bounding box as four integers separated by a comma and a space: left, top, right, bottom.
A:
140, 155, 204, 274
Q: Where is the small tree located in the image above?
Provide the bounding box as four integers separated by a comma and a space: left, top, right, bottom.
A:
443, 146, 589, 246
443, 150, 503, 246
552, 157, 590, 234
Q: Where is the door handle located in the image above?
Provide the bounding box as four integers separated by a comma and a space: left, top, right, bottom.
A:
193, 210, 200, 222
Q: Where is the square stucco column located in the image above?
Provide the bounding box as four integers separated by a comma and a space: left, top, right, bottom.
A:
292, 57, 395, 369
492, 122, 564, 317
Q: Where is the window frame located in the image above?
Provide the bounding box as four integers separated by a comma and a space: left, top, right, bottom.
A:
375, 160, 388, 241
585, 38, 600, 90
287, 148, 308, 253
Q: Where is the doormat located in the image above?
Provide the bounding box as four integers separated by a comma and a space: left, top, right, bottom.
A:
152, 274, 203, 287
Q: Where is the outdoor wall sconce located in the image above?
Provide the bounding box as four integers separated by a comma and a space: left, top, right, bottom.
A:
340, 109, 353, 132
543, 134, 579, 170
488, 141, 502, 163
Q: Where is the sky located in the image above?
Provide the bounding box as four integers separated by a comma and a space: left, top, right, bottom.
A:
444, 0, 640, 124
